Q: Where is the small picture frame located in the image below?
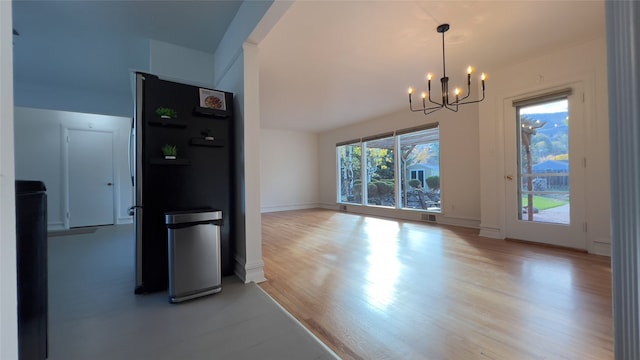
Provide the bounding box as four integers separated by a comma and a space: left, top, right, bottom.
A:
199, 88, 226, 111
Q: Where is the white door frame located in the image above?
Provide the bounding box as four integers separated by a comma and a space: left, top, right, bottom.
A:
503, 81, 587, 250
62, 126, 119, 229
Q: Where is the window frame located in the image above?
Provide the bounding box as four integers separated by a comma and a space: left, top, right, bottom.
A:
336, 139, 363, 205
336, 123, 440, 212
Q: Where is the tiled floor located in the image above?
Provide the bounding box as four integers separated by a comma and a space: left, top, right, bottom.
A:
47, 224, 336, 360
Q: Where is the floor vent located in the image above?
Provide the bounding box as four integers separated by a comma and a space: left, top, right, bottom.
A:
421, 214, 437, 222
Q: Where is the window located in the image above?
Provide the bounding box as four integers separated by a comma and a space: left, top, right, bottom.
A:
516, 96, 570, 224
337, 142, 362, 204
336, 124, 440, 212
363, 134, 395, 207
398, 125, 440, 211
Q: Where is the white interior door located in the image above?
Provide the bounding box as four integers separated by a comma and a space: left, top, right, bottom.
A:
68, 129, 115, 228
504, 84, 586, 249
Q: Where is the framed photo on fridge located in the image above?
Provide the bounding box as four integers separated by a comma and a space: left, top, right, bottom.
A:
199, 88, 226, 111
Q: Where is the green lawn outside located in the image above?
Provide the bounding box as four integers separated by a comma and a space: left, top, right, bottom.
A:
522, 196, 568, 211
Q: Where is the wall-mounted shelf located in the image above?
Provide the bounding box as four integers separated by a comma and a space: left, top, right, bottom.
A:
193, 106, 230, 119
148, 118, 187, 128
150, 158, 190, 165
190, 138, 225, 147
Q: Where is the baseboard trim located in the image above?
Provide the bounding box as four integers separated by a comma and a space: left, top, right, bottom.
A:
317, 203, 480, 229
261, 203, 319, 213
318, 202, 338, 210
47, 221, 65, 231
117, 216, 133, 225
233, 255, 266, 284
591, 240, 611, 256
436, 216, 480, 229
479, 225, 504, 239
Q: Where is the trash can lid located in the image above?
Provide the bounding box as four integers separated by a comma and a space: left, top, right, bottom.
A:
165, 209, 222, 225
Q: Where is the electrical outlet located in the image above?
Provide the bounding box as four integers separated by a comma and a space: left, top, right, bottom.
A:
340, 205, 347, 211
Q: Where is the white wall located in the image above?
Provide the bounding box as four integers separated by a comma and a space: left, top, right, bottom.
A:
260, 128, 319, 212
0, 1, 18, 358
317, 39, 611, 250
318, 103, 481, 228
149, 40, 215, 87
216, 46, 250, 281
214, 1, 274, 86
14, 37, 149, 118
213, 0, 277, 283
478, 37, 610, 254
13, 34, 150, 120
13, 107, 132, 229
14, 80, 135, 118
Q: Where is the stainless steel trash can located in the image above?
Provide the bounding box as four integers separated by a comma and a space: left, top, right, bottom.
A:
166, 209, 223, 303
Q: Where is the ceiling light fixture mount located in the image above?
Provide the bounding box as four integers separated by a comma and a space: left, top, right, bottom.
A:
408, 23, 486, 115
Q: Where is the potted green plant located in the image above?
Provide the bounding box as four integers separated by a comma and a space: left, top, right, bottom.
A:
161, 144, 177, 159
155, 107, 177, 119
200, 128, 215, 141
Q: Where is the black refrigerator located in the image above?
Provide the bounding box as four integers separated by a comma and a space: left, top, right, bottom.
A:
131, 72, 234, 294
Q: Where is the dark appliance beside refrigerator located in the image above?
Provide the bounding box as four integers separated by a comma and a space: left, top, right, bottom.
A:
131, 72, 234, 294
15, 180, 48, 360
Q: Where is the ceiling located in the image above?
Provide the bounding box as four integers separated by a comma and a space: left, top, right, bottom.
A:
12, 0, 242, 98
12, 1, 605, 133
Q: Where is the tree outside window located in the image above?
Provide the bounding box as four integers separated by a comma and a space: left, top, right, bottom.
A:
338, 143, 361, 204
364, 136, 395, 207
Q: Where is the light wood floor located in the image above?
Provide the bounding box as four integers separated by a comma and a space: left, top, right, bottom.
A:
259, 209, 613, 360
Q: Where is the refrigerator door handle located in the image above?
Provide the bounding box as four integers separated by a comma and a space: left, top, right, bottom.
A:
128, 117, 134, 187
127, 205, 142, 216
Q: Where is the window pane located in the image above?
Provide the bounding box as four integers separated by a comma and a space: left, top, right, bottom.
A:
364, 136, 395, 207
398, 128, 440, 211
517, 99, 569, 224
337, 143, 362, 204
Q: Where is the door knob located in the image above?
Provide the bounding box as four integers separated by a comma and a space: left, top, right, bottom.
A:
506, 175, 513, 180
107, 182, 113, 186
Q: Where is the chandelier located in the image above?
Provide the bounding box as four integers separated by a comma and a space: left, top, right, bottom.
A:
408, 24, 486, 115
